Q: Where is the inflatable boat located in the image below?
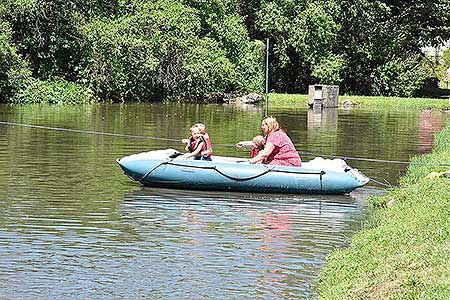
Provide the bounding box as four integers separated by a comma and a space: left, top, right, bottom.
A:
117, 149, 369, 194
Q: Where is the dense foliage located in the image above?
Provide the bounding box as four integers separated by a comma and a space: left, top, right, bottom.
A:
0, 0, 449, 103
0, 21, 30, 102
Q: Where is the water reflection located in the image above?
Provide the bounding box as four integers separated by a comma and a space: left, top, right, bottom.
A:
307, 107, 338, 131
417, 110, 444, 153
117, 187, 381, 298
222, 102, 263, 113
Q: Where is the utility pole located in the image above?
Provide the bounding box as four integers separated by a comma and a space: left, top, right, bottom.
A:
264, 38, 269, 117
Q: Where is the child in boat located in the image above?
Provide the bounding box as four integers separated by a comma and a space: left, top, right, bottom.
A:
250, 135, 265, 158
236, 135, 265, 159
194, 123, 213, 158
182, 126, 212, 161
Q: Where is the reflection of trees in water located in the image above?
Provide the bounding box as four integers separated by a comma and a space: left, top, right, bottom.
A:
222, 103, 262, 113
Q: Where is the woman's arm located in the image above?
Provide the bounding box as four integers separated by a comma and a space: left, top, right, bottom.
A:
249, 142, 274, 164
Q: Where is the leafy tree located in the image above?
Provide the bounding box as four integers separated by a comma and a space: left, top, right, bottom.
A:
180, 38, 236, 101
371, 57, 429, 97
440, 48, 450, 86
336, 0, 450, 96
0, 21, 32, 102
80, 0, 263, 101
182, 0, 264, 93
311, 54, 345, 85
255, 0, 341, 92
11, 78, 95, 104
0, 0, 118, 80
2, 0, 449, 102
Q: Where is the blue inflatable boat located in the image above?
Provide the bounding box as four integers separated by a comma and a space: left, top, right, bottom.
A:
117, 149, 369, 194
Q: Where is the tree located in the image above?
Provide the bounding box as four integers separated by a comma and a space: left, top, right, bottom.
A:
0, 0, 118, 80
79, 0, 263, 101
254, 0, 341, 92
0, 21, 32, 102
336, 0, 450, 96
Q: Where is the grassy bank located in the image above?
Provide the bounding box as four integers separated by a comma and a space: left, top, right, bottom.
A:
317, 121, 450, 299
268, 93, 450, 110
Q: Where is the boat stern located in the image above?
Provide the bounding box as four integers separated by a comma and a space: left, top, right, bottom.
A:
347, 167, 370, 188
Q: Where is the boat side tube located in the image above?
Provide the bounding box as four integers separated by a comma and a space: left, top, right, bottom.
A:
117, 157, 367, 194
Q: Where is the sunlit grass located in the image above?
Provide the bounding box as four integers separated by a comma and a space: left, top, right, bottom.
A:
317, 122, 450, 299
342, 95, 450, 109
268, 93, 450, 110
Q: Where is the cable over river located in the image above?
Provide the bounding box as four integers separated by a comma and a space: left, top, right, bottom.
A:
0, 103, 447, 299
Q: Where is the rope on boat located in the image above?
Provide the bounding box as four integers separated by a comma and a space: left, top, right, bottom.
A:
139, 160, 326, 182
2, 120, 450, 167
140, 160, 168, 181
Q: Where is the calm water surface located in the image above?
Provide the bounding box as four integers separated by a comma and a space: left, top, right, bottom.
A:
0, 103, 447, 299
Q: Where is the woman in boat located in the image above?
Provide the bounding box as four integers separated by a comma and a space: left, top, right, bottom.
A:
249, 116, 301, 167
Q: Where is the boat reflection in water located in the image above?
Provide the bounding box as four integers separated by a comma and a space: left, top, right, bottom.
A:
119, 186, 385, 299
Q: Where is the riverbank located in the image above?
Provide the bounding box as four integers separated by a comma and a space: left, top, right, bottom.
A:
268, 93, 450, 110
317, 120, 450, 299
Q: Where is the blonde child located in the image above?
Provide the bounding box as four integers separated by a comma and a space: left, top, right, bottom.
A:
193, 123, 213, 158
250, 135, 265, 158
236, 135, 266, 159
182, 126, 211, 161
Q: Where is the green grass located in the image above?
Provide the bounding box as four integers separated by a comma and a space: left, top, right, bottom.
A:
267, 93, 309, 105
317, 122, 450, 299
268, 93, 450, 110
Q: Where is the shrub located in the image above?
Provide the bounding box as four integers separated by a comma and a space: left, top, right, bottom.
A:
79, 0, 264, 102
370, 57, 429, 97
311, 53, 345, 85
12, 79, 97, 104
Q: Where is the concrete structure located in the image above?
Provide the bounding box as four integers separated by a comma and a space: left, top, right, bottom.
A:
308, 85, 339, 108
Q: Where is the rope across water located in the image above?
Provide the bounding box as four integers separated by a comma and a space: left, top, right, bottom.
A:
2, 120, 449, 189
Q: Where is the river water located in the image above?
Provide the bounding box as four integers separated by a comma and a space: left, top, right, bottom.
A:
0, 103, 447, 299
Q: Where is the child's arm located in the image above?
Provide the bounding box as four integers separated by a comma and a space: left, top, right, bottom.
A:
182, 138, 190, 151
236, 141, 253, 149
201, 149, 212, 156
183, 141, 205, 159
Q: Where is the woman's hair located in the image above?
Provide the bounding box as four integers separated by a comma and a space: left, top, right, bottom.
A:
262, 116, 280, 133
